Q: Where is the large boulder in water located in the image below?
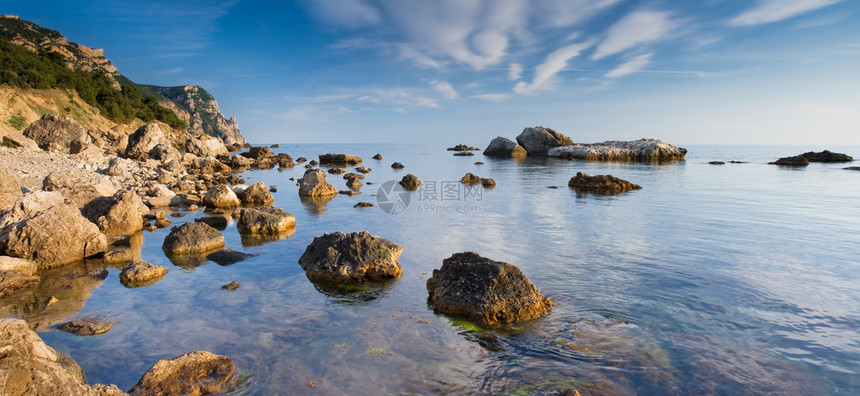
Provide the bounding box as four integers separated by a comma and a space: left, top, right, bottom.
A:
426, 252, 553, 326
548, 138, 687, 161
801, 150, 853, 163
0, 194, 107, 269
769, 155, 809, 166
240, 146, 275, 161
568, 172, 642, 195
22, 114, 90, 153
124, 123, 181, 162
240, 182, 274, 205
128, 351, 235, 396
399, 174, 421, 190
162, 222, 224, 255
319, 153, 362, 165
483, 136, 527, 157
203, 184, 240, 208
237, 206, 295, 234
81, 189, 147, 235
0, 318, 125, 395
298, 231, 403, 284
516, 126, 573, 155
298, 169, 338, 198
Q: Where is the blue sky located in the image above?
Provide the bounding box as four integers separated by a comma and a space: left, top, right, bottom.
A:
5, 0, 860, 145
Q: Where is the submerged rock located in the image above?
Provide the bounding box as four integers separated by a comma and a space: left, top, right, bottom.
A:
297, 169, 338, 198
426, 252, 553, 326
128, 351, 235, 396
0, 318, 125, 395
162, 223, 225, 255
516, 126, 573, 155
709, 161, 725, 165
221, 281, 240, 290
399, 174, 421, 190
483, 136, 527, 157
548, 138, 687, 161
237, 206, 296, 234
447, 144, 480, 151
120, 260, 168, 287
568, 172, 642, 195
206, 249, 255, 265
0, 256, 39, 297
57, 318, 114, 336
298, 231, 403, 284
460, 173, 495, 188
354, 202, 374, 208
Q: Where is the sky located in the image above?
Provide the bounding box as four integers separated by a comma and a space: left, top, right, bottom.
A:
4, 0, 860, 145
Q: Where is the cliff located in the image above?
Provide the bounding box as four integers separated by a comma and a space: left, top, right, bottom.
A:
0, 15, 245, 145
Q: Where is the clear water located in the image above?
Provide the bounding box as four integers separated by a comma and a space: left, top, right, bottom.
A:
3, 144, 859, 395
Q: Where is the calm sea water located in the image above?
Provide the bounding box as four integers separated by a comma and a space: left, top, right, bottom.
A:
4, 143, 860, 395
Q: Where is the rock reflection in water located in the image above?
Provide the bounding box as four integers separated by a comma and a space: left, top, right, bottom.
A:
239, 227, 295, 248
299, 195, 334, 216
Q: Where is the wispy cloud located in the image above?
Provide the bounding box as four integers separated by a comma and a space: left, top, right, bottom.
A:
431, 80, 458, 100
514, 41, 593, 95
508, 63, 523, 80
729, 0, 843, 26
605, 53, 652, 78
159, 67, 184, 74
472, 93, 512, 102
302, 0, 381, 27
592, 10, 676, 60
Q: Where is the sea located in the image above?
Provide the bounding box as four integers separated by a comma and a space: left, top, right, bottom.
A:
4, 143, 859, 395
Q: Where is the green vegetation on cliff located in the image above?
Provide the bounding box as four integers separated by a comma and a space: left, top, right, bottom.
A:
0, 38, 186, 129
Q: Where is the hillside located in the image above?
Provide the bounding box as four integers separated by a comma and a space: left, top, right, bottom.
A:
0, 15, 245, 145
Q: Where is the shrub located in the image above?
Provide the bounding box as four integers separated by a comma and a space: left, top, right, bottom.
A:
8, 114, 27, 130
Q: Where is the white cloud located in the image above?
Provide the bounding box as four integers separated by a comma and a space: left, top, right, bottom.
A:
592, 10, 675, 60
304, 0, 381, 27
605, 53, 652, 78
509, 63, 523, 80
729, 0, 842, 26
514, 41, 593, 95
357, 88, 439, 108
534, 0, 623, 28
472, 93, 512, 102
431, 80, 458, 99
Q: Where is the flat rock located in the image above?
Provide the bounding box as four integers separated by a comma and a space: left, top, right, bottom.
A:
483, 136, 527, 157
427, 252, 553, 326
516, 126, 573, 155
128, 351, 234, 396
162, 223, 224, 255
298, 231, 403, 284
568, 172, 642, 195
319, 153, 362, 165
206, 249, 255, 265
0, 318, 125, 395
120, 260, 168, 287
548, 138, 687, 161
57, 318, 114, 336
237, 206, 295, 234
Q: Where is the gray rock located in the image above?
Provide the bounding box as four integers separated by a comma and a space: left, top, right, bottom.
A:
191, 156, 231, 174
547, 138, 687, 161
162, 223, 224, 255
483, 136, 527, 157
0, 318, 125, 395
427, 252, 553, 326
124, 123, 180, 162
42, 168, 118, 208
128, 351, 235, 396
0, 166, 22, 213
298, 169, 338, 198
298, 231, 403, 284
185, 135, 229, 158
237, 206, 295, 234
516, 126, 573, 155
22, 114, 90, 153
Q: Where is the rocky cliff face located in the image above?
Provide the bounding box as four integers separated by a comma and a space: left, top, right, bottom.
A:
140, 85, 246, 146
0, 15, 246, 145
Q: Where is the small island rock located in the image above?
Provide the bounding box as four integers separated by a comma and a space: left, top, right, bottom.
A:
298, 231, 403, 284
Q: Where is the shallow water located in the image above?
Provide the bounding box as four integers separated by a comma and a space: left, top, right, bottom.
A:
3, 144, 860, 395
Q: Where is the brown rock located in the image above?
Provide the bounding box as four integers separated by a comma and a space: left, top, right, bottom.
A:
240, 182, 274, 205
0, 166, 22, 213
427, 252, 553, 326
391, 162, 404, 169
399, 174, 421, 190
372, 153, 383, 160
221, 281, 240, 290
237, 206, 295, 234
202, 184, 240, 208
297, 169, 338, 198
568, 172, 642, 195
162, 223, 225, 255
298, 231, 403, 284
354, 202, 374, 208
483, 136, 528, 157
124, 123, 180, 162
81, 189, 147, 235
319, 153, 362, 165
57, 318, 114, 336
42, 168, 118, 208
120, 260, 168, 287
22, 114, 90, 153
128, 351, 234, 396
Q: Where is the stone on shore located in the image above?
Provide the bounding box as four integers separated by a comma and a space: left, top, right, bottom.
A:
0, 196, 107, 269
128, 351, 235, 396
568, 172, 642, 194
120, 260, 168, 287
0, 318, 125, 395
2, 130, 40, 151
319, 153, 362, 165
483, 137, 527, 157
57, 318, 114, 336
185, 135, 229, 158
547, 138, 687, 161
516, 126, 573, 155
240, 182, 274, 205
81, 189, 147, 235
399, 174, 421, 190
124, 123, 181, 163
42, 168, 118, 208
298, 169, 338, 198
237, 206, 296, 234
0, 256, 39, 297
22, 114, 90, 153
298, 231, 403, 284
426, 252, 553, 326
0, 166, 22, 213
162, 223, 225, 255
203, 185, 240, 208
